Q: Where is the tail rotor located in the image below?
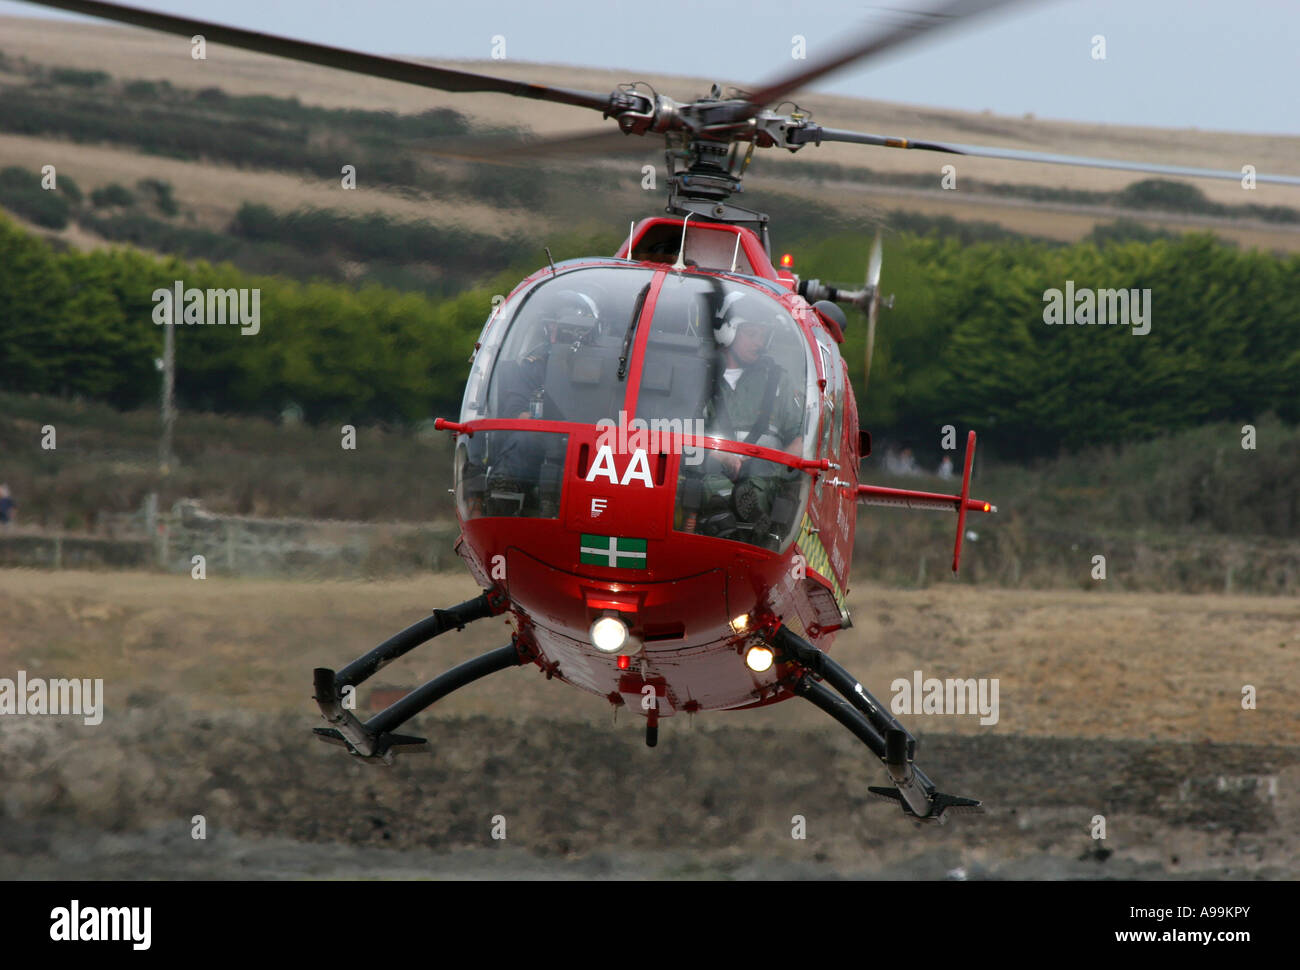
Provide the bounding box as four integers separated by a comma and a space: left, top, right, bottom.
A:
796, 229, 893, 391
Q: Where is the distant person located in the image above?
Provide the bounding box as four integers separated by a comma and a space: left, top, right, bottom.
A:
938, 455, 955, 480
898, 447, 921, 477
0, 484, 14, 529
885, 446, 903, 475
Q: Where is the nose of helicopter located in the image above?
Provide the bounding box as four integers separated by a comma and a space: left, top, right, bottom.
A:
456, 422, 798, 656
504, 426, 746, 646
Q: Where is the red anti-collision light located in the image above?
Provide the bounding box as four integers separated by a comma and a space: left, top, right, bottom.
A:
617, 655, 630, 670
780, 253, 794, 268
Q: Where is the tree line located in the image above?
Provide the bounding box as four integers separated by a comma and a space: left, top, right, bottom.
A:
1, 212, 1296, 455
795, 229, 1300, 455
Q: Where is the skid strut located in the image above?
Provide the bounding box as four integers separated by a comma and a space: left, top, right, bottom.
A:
334, 593, 496, 691
313, 591, 520, 764
774, 625, 982, 823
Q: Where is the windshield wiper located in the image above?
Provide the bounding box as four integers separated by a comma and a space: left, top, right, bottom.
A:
617, 282, 652, 381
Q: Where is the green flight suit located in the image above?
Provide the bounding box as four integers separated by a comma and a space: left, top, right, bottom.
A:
684, 357, 806, 547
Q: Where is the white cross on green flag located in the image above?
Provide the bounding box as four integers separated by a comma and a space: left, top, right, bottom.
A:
579, 534, 648, 569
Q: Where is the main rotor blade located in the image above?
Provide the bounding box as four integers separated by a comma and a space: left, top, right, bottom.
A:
812, 127, 1300, 186
16, 0, 615, 113
742, 0, 1029, 113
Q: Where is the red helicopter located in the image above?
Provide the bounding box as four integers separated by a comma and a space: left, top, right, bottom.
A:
28, 0, 1300, 823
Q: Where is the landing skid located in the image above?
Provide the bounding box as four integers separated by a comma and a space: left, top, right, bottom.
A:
774, 625, 983, 824
312, 591, 522, 764
309, 596, 980, 824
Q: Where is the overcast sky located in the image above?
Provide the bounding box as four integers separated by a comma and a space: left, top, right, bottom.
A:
1, 0, 1297, 135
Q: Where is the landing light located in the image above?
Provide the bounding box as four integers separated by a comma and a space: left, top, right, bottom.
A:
745, 646, 775, 673
591, 615, 629, 653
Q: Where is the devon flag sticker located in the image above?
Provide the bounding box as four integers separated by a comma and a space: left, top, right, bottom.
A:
580, 534, 648, 569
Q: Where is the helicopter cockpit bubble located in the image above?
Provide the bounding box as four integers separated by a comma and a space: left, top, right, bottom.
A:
461, 266, 656, 425
632, 275, 816, 455
455, 265, 817, 542
456, 266, 657, 520
633, 273, 818, 553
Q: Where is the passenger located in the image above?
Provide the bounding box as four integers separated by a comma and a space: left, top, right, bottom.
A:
486, 289, 600, 513
495, 290, 600, 421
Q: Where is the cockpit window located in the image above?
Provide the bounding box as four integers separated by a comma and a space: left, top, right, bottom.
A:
638, 273, 816, 555
460, 267, 657, 425
633, 273, 815, 457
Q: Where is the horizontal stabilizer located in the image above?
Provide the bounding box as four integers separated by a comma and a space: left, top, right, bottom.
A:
857, 485, 995, 514
857, 430, 997, 573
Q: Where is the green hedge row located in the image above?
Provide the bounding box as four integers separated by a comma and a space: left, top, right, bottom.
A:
2, 211, 1296, 453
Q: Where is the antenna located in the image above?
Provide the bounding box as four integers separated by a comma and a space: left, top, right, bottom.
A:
544, 247, 556, 275
626, 220, 635, 260
671, 213, 693, 272
729, 231, 742, 273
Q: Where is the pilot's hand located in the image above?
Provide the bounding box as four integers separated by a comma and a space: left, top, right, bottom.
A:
717, 451, 744, 479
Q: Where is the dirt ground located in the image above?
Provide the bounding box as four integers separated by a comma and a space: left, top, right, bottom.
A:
1, 567, 1296, 879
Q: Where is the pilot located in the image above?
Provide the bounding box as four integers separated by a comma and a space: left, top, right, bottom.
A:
682, 309, 805, 544
707, 313, 804, 472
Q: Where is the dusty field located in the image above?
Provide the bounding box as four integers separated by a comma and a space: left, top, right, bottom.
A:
3, 15, 1299, 249
1, 567, 1296, 879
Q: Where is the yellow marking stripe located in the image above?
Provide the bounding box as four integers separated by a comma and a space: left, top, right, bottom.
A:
796, 513, 847, 608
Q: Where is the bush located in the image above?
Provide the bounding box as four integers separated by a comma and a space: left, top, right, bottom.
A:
91, 182, 136, 208
227, 204, 530, 274
123, 79, 169, 98
48, 67, 110, 88
0, 166, 70, 228
1116, 179, 1214, 213
1085, 219, 1179, 246
136, 178, 178, 216
57, 172, 83, 204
